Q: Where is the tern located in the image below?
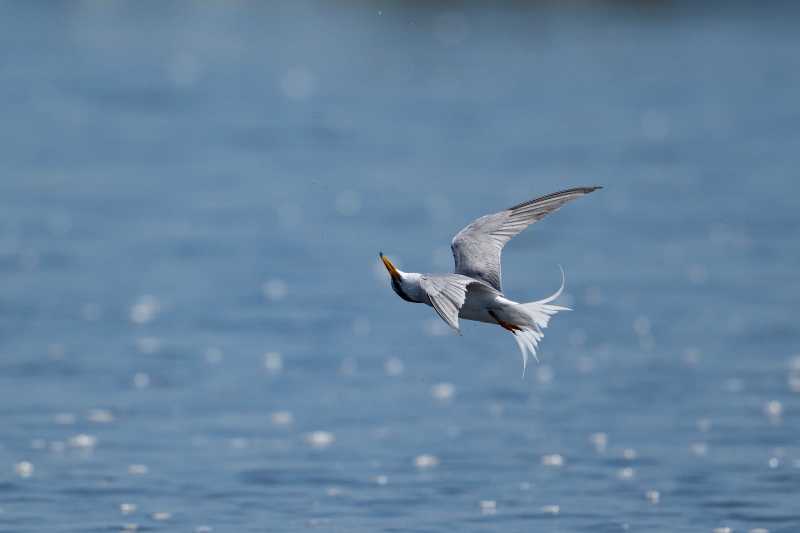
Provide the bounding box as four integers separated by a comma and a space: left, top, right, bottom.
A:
380, 186, 601, 374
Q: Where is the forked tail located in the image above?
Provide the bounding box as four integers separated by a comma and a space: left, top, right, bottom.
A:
512, 266, 571, 376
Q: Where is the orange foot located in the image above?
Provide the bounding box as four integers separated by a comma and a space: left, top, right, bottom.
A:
488, 310, 524, 334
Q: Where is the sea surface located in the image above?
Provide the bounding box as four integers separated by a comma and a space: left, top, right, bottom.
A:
1, 2, 799, 532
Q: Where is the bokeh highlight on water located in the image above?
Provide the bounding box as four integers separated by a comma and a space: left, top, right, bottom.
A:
1, 2, 799, 532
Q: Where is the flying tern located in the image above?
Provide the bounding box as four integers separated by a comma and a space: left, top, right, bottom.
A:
380, 186, 601, 374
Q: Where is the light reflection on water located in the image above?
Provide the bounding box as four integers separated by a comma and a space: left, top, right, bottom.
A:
1, 2, 800, 532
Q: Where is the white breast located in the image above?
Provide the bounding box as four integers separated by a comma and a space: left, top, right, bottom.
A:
458, 286, 512, 325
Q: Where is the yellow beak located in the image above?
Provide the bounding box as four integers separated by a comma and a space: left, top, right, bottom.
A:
379, 252, 401, 281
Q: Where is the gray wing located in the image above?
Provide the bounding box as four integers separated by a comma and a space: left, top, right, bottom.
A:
419, 274, 476, 333
451, 187, 601, 292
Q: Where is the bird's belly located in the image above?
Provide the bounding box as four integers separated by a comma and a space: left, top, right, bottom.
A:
458, 291, 504, 324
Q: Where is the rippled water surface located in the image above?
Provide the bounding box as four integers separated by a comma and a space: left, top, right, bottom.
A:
1, 3, 799, 532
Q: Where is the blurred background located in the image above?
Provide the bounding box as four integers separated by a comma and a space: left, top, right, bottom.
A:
1, 1, 799, 532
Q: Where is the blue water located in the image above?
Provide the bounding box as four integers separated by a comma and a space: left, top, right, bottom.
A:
1, 3, 799, 532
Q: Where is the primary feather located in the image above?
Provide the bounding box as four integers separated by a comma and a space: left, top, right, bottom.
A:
451, 186, 601, 291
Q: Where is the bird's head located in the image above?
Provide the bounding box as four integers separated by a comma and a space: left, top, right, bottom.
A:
379, 252, 415, 303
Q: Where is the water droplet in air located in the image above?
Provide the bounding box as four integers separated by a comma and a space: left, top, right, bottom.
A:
130, 295, 160, 324
132, 372, 150, 389
590, 432, 608, 453
271, 411, 293, 426
261, 280, 288, 301
431, 382, 455, 401
384, 357, 405, 376
617, 467, 635, 480
479, 500, 497, 515
68, 434, 97, 449
14, 461, 34, 478
541, 454, 564, 467
414, 454, 440, 469
764, 400, 783, 423
128, 464, 148, 475
54, 413, 76, 425
690, 442, 709, 456
541, 504, 560, 515
263, 352, 283, 374
88, 409, 114, 423
306, 431, 335, 449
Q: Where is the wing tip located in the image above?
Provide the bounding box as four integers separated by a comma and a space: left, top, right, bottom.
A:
573, 185, 603, 195
507, 185, 603, 211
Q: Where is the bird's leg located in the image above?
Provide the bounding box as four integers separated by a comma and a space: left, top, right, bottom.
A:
488, 310, 523, 334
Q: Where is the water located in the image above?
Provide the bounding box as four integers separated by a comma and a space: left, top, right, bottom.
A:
1, 3, 799, 532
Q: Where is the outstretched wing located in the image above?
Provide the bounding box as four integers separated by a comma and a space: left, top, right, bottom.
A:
451, 187, 601, 291
419, 274, 476, 333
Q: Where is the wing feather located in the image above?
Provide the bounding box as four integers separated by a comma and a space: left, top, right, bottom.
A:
419, 274, 475, 333
451, 187, 601, 291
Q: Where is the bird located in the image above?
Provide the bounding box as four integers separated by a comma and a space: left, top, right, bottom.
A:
379, 186, 601, 375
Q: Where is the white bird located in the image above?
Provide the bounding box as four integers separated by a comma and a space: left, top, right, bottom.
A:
380, 186, 601, 374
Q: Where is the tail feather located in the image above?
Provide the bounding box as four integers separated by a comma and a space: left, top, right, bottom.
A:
514, 266, 571, 376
